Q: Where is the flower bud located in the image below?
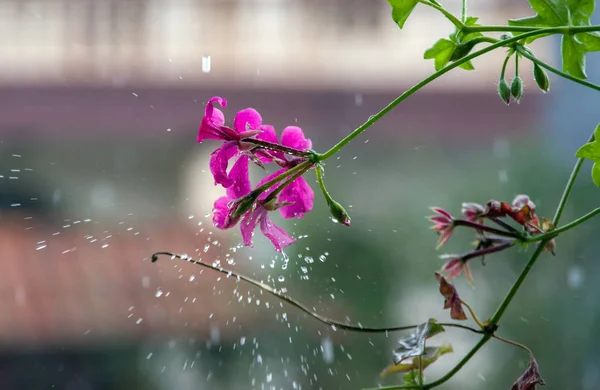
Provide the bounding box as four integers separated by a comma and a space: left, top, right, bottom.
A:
497, 78, 511, 105
533, 63, 550, 92
511, 76, 523, 102
327, 198, 351, 226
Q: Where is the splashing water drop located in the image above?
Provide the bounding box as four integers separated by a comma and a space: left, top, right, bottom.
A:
202, 56, 212, 73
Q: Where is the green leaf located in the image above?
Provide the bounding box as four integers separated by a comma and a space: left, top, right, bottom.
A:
380, 344, 454, 378
392, 319, 445, 364
424, 39, 456, 71
508, 0, 600, 78
592, 163, 600, 187
424, 16, 483, 71
403, 370, 420, 385
575, 123, 600, 187
388, 0, 418, 29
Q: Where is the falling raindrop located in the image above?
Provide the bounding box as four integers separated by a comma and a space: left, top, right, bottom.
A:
202, 56, 212, 73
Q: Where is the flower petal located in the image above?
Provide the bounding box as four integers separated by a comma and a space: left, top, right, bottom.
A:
278, 176, 314, 219
259, 212, 295, 251
234, 108, 262, 132
226, 155, 252, 199
209, 141, 239, 188
240, 207, 263, 248
280, 126, 312, 150
213, 196, 239, 229
198, 97, 227, 142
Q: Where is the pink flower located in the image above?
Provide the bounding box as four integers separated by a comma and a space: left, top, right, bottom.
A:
429, 207, 455, 248
439, 254, 474, 285
255, 126, 315, 219
198, 96, 268, 189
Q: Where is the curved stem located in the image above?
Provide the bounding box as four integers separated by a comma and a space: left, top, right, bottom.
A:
459, 299, 484, 329
516, 46, 600, 93
417, 0, 464, 28
463, 25, 600, 34
316, 27, 580, 162
151, 252, 484, 335
492, 334, 534, 357
524, 207, 600, 243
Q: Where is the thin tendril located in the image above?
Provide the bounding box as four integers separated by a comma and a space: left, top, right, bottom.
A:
151, 252, 483, 335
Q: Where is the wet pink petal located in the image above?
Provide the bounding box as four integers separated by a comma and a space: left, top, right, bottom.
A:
234, 108, 262, 132
209, 141, 239, 187
226, 155, 252, 199
280, 126, 312, 150
213, 196, 240, 229
198, 97, 227, 142
259, 212, 295, 251
240, 207, 263, 248
278, 176, 314, 219
257, 124, 278, 143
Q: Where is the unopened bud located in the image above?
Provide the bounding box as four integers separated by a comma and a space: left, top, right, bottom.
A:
511, 76, 523, 102
533, 63, 550, 92
327, 198, 351, 226
498, 78, 511, 105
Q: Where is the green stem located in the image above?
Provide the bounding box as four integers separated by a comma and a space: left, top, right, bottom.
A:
516, 46, 600, 93
244, 138, 311, 157
418, 0, 464, 29
500, 53, 511, 80
255, 161, 312, 193
524, 207, 600, 243
317, 27, 578, 162
461, 0, 467, 23
463, 25, 600, 34
263, 163, 312, 203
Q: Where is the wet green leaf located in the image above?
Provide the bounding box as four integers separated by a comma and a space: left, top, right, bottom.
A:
424, 16, 483, 71
509, 0, 600, 78
380, 344, 454, 378
575, 123, 600, 187
387, 0, 418, 29
392, 319, 445, 364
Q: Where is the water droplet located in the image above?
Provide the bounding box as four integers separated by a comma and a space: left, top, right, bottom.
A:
202, 56, 212, 73
278, 276, 285, 282
567, 265, 584, 289
266, 373, 272, 383
136, 318, 143, 324
155, 289, 163, 298
189, 275, 196, 282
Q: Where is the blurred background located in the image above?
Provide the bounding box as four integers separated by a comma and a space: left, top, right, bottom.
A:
1, 0, 599, 389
